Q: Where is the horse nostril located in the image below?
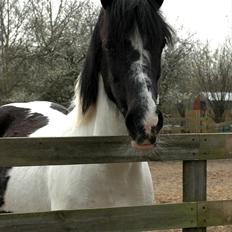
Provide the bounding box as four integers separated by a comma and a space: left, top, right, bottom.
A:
155, 110, 163, 134
151, 126, 157, 135
149, 136, 157, 145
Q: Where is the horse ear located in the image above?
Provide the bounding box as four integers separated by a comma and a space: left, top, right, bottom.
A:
79, 22, 102, 114
155, 0, 164, 8
100, 0, 112, 9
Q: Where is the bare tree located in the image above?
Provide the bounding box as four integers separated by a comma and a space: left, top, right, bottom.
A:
0, 0, 99, 106
0, 0, 30, 96
25, 0, 99, 106
160, 33, 196, 116
192, 41, 232, 123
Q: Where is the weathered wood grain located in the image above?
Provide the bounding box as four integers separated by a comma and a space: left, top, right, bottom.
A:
183, 161, 207, 232
198, 200, 232, 227
0, 201, 231, 231
0, 133, 231, 166
0, 203, 197, 232
198, 133, 232, 159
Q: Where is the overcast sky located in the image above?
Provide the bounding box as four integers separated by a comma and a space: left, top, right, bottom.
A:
91, 0, 232, 48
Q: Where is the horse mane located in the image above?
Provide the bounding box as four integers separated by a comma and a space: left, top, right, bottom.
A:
77, 20, 102, 115
77, 0, 173, 115
107, 0, 173, 47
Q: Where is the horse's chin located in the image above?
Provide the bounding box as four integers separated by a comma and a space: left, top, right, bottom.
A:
131, 140, 155, 150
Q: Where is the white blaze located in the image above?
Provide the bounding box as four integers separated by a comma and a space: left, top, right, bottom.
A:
130, 27, 158, 134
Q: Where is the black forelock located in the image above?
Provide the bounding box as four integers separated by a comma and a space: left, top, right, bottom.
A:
107, 0, 173, 47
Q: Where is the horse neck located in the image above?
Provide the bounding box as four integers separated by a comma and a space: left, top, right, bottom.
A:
68, 76, 144, 176
70, 76, 127, 137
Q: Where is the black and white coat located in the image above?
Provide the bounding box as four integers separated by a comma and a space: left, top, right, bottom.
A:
0, 101, 68, 212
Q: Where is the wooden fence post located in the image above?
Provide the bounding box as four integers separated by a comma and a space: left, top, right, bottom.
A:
183, 160, 207, 232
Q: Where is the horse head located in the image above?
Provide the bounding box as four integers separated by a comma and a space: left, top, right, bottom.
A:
79, 0, 172, 149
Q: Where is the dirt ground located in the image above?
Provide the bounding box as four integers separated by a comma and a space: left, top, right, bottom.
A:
149, 160, 232, 232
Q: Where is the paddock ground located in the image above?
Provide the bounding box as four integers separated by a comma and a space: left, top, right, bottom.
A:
149, 160, 232, 232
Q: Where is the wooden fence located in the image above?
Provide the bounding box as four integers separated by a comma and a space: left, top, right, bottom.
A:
0, 133, 232, 231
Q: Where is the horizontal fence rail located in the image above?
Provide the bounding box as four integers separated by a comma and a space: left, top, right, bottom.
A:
0, 201, 232, 231
0, 133, 231, 167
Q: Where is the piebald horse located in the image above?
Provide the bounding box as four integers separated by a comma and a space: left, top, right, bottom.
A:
0, 0, 172, 213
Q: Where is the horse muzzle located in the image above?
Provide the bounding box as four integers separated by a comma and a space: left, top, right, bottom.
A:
130, 110, 163, 150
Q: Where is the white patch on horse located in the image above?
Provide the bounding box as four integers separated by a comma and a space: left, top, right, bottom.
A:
130, 27, 158, 134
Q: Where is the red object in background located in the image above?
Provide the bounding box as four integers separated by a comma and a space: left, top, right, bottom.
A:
193, 95, 207, 117
193, 95, 201, 110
